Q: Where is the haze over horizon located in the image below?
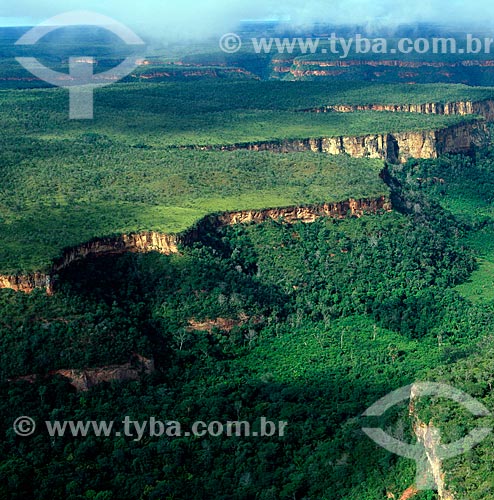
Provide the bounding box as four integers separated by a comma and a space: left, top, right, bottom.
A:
0, 1, 492, 40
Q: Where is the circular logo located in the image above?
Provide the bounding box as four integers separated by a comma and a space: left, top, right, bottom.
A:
15, 11, 146, 119
219, 33, 242, 54
13, 416, 36, 437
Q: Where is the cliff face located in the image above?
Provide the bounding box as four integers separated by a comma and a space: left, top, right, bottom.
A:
408, 384, 455, 500
55, 355, 155, 392
386, 383, 455, 500
0, 121, 483, 294
199, 121, 487, 163
0, 198, 391, 294
285, 59, 494, 84
412, 422, 454, 500
296, 59, 494, 69
0, 273, 53, 295
302, 99, 494, 121
52, 232, 181, 273
11, 355, 155, 392
213, 197, 391, 225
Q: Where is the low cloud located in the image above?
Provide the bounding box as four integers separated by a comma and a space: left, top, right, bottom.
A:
1, 0, 493, 39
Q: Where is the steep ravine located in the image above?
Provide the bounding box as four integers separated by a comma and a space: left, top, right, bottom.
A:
191, 121, 487, 163
0, 197, 391, 294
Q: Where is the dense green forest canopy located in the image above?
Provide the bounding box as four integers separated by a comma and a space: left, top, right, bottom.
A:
2, 84, 481, 145
0, 145, 387, 273
2, 147, 494, 498
1, 79, 489, 273
2, 69, 494, 499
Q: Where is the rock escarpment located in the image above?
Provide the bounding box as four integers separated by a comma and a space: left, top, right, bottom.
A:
0, 197, 391, 294
386, 383, 456, 500
406, 384, 455, 500
303, 99, 494, 121
0, 232, 180, 294
284, 59, 494, 85
412, 421, 454, 500
0, 273, 54, 295
51, 232, 181, 272
195, 121, 487, 163
10, 355, 155, 392
211, 198, 389, 225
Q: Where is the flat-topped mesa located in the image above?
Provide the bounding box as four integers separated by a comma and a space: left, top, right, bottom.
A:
132, 67, 258, 81
301, 99, 494, 121
197, 121, 487, 163
0, 232, 181, 295
296, 59, 494, 69
0, 197, 391, 294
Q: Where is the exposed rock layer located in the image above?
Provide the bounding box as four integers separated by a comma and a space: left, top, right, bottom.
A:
301, 99, 494, 121
409, 384, 455, 500
0, 197, 391, 294
193, 121, 487, 163
10, 355, 155, 392
284, 59, 494, 83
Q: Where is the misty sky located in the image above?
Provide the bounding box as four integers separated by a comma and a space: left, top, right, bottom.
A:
0, 1, 492, 37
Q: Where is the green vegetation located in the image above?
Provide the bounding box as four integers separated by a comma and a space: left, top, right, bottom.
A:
3, 84, 480, 146
3, 78, 487, 274
2, 50, 494, 498
396, 141, 494, 303
107, 80, 494, 109
456, 257, 494, 303
0, 188, 488, 499
0, 141, 387, 273
415, 341, 494, 499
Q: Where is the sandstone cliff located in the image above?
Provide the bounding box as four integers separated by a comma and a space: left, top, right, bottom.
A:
285, 59, 494, 85
55, 355, 155, 392
195, 121, 487, 163
10, 355, 155, 392
296, 59, 494, 69
301, 100, 494, 121
0, 273, 53, 295
211, 197, 390, 225
408, 384, 455, 500
0, 197, 391, 294
386, 383, 455, 500
51, 232, 181, 273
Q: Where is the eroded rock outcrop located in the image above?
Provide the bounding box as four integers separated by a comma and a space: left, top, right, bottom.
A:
286, 59, 494, 86
10, 355, 155, 392
51, 232, 181, 273
212, 197, 390, 225
0, 197, 391, 294
55, 355, 155, 392
408, 384, 455, 500
194, 121, 487, 163
301, 100, 494, 121
412, 421, 454, 500
296, 59, 494, 69
0, 273, 53, 295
